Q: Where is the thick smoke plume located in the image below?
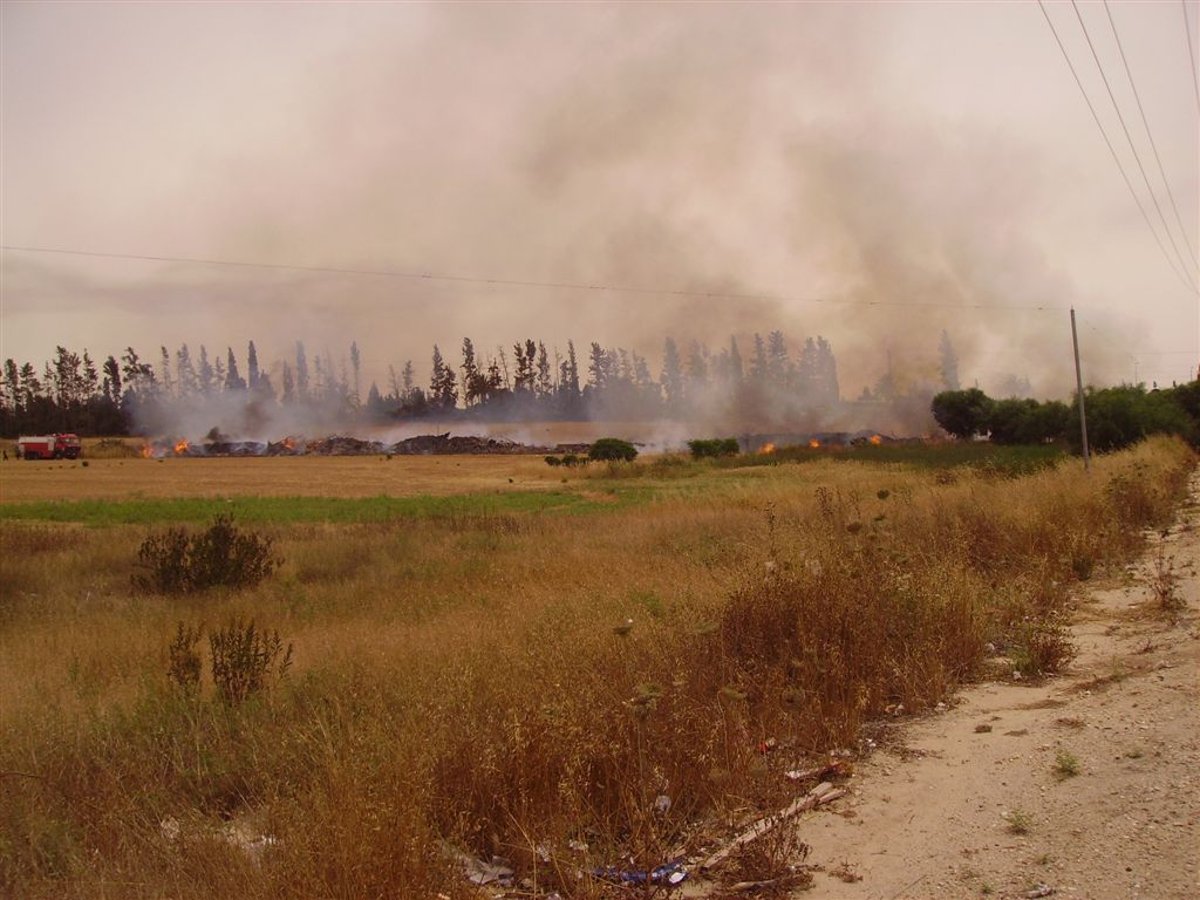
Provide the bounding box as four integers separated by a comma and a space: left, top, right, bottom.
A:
6, 2, 1169, 440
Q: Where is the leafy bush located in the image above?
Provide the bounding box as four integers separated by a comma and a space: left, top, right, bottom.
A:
988, 398, 1069, 445
1164, 380, 1200, 432
933, 381, 1200, 451
209, 618, 293, 705
543, 453, 586, 467
1071, 385, 1196, 453
687, 437, 740, 459
588, 437, 638, 462
133, 514, 279, 594
931, 388, 993, 439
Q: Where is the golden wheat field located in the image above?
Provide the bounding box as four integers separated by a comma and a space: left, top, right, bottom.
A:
0, 438, 1194, 898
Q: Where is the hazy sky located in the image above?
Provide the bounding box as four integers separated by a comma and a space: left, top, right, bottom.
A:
2, 0, 1197, 396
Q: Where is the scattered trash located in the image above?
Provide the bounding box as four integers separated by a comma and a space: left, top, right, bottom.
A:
700, 782, 846, 872
654, 794, 672, 813
158, 814, 279, 865
444, 844, 516, 887
829, 860, 863, 883
1025, 884, 1055, 898
592, 859, 687, 886
784, 760, 853, 782
159, 817, 181, 842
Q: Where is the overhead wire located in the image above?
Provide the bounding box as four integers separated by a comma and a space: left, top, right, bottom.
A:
0, 244, 1064, 312
1103, 0, 1199, 270
1183, 0, 1200, 113
1036, 0, 1199, 295
1069, 0, 1198, 289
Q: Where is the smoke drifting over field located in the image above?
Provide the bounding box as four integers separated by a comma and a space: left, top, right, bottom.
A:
6, 2, 1194, 422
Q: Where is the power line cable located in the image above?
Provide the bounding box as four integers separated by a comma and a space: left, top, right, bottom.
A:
1183, 0, 1200, 113
1070, 0, 1198, 289
1037, 0, 1198, 295
1103, 0, 1199, 270
0, 244, 1065, 311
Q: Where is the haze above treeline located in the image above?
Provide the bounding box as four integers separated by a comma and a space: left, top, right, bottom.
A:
4, 3, 1196, 394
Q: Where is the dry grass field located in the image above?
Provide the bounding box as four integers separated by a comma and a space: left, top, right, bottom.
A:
0, 453, 566, 503
0, 438, 1194, 897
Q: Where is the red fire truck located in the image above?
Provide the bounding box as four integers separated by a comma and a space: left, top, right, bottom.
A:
16, 434, 82, 460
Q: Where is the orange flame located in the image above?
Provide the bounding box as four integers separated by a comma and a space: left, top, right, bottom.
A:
809, 439, 821, 449
174, 439, 190, 455
282, 436, 296, 450
757, 442, 776, 455
141, 444, 153, 459
869, 434, 883, 446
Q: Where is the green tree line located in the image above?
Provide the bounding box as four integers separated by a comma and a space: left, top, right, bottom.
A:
931, 382, 1200, 451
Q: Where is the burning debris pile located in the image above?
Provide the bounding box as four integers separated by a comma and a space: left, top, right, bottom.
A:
139, 432, 563, 459
138, 430, 906, 459
748, 431, 896, 454
390, 433, 538, 455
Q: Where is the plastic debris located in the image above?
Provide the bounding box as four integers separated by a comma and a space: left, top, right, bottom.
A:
443, 844, 516, 887
592, 859, 687, 887
1025, 885, 1055, 898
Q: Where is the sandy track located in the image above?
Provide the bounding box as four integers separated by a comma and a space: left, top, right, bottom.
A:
743, 470, 1200, 899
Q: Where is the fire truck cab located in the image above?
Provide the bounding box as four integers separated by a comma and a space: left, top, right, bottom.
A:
16, 434, 82, 460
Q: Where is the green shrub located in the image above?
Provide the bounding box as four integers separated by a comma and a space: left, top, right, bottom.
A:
932, 388, 993, 440
133, 514, 279, 594
988, 398, 1069, 445
1071, 385, 1196, 453
588, 438, 638, 462
544, 453, 586, 467
687, 437, 741, 459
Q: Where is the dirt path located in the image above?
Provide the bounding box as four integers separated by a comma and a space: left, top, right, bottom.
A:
785, 471, 1200, 899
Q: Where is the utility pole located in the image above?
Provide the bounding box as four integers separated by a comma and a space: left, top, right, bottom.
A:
1070, 307, 1091, 472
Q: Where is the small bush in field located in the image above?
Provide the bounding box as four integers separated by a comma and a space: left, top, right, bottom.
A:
1011, 617, 1076, 677
133, 514, 279, 594
687, 437, 740, 459
1006, 808, 1033, 835
589, 438, 638, 462
544, 453, 586, 467
166, 622, 202, 693
1149, 547, 1184, 615
1053, 749, 1080, 780
209, 618, 293, 705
